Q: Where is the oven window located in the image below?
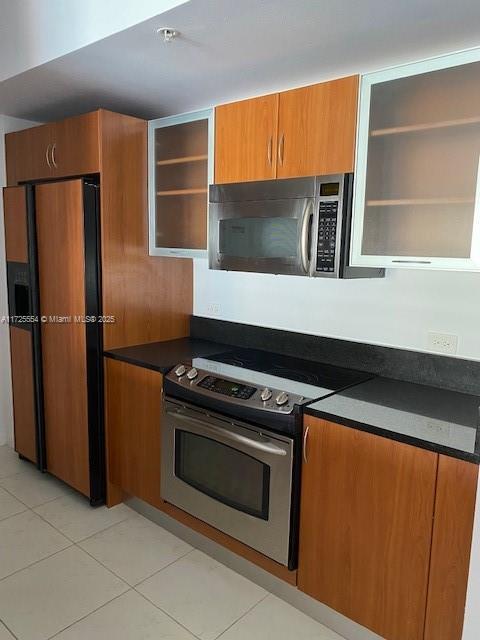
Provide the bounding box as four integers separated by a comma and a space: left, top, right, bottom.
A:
219, 217, 298, 259
175, 430, 270, 520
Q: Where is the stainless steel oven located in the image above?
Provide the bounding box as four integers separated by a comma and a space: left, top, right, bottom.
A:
209, 174, 384, 278
161, 397, 295, 566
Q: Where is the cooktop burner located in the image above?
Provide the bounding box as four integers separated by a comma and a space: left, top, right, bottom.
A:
206, 348, 369, 391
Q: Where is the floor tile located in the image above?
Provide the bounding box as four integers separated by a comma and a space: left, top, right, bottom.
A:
79, 514, 193, 585
0, 546, 128, 640
219, 594, 345, 640
137, 549, 267, 640
0, 465, 72, 507
0, 622, 15, 640
0, 445, 30, 479
0, 510, 71, 579
53, 589, 196, 640
34, 491, 133, 541
0, 486, 27, 520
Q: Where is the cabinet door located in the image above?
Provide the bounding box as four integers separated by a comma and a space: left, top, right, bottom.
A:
36, 180, 90, 497
149, 110, 212, 256
277, 76, 358, 179
5, 124, 55, 185
215, 94, 278, 183
351, 52, 480, 270
424, 456, 478, 640
51, 111, 100, 178
298, 417, 437, 640
105, 358, 163, 509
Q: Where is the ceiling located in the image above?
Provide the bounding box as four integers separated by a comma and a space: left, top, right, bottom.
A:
1, 0, 480, 122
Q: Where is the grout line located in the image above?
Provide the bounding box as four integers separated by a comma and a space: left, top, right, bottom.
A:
0, 618, 19, 640
0, 544, 74, 584
133, 548, 196, 588
214, 593, 270, 640
73, 510, 138, 545
47, 589, 133, 640
133, 586, 204, 640
131, 548, 196, 587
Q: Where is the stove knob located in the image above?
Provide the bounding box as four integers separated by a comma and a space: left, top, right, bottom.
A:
260, 387, 272, 402
275, 391, 289, 406
174, 364, 186, 377
186, 367, 198, 380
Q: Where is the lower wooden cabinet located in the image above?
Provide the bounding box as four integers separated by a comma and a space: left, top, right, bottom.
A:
104, 357, 163, 508
298, 416, 437, 640
298, 416, 479, 640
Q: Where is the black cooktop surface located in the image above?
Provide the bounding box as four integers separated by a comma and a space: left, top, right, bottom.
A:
205, 348, 372, 392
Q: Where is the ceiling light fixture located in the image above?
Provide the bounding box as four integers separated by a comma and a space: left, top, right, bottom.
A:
156, 27, 179, 43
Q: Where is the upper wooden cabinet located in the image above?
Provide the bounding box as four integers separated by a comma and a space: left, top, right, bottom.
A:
214, 76, 358, 183
215, 94, 279, 183
351, 50, 480, 271
298, 416, 437, 640
5, 112, 100, 185
277, 76, 358, 178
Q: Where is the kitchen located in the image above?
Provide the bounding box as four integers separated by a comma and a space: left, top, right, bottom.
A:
1, 2, 480, 640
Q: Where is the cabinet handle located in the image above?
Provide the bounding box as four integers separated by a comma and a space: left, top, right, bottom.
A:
278, 133, 285, 166
45, 145, 52, 168
303, 426, 309, 464
51, 143, 58, 168
267, 136, 273, 166
391, 260, 432, 264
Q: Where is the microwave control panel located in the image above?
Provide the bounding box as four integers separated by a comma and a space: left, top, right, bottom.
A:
316, 201, 338, 273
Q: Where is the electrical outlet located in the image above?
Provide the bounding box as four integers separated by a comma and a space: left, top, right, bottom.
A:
428, 332, 458, 355
206, 302, 220, 316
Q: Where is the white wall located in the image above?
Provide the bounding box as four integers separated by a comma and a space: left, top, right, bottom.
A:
194, 260, 480, 361
0, 0, 188, 82
0, 115, 38, 446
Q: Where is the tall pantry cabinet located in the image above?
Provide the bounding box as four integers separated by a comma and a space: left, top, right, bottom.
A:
3, 109, 192, 502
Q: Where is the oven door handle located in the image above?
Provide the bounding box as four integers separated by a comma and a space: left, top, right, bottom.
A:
300, 200, 313, 274
166, 410, 288, 457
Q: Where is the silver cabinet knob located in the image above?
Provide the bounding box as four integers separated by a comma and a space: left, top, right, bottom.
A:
260, 387, 272, 401
187, 367, 198, 380
174, 364, 186, 377
275, 391, 289, 406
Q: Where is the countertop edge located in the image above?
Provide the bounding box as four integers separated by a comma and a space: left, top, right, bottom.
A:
304, 406, 480, 464
103, 350, 171, 374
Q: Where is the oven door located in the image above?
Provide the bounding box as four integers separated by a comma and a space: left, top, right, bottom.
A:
161, 399, 294, 566
209, 197, 315, 276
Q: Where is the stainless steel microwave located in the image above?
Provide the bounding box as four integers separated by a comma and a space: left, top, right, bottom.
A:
209, 174, 384, 279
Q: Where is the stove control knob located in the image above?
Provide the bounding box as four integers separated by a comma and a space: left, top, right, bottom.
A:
260, 387, 272, 402
275, 391, 289, 406
186, 367, 198, 380
174, 364, 186, 377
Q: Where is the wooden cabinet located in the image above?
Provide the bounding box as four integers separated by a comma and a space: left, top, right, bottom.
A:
277, 76, 358, 178
104, 358, 163, 509
298, 416, 437, 640
215, 94, 279, 183
5, 112, 100, 185
214, 76, 358, 183
351, 49, 480, 271
50, 111, 100, 178
425, 455, 478, 640
6, 124, 55, 184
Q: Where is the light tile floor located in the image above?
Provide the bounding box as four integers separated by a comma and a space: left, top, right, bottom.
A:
0, 445, 344, 640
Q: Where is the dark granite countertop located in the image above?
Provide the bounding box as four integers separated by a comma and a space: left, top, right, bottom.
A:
104, 338, 227, 374
305, 377, 480, 463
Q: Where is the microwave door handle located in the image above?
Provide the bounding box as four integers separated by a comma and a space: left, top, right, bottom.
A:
166, 410, 287, 456
300, 201, 314, 274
